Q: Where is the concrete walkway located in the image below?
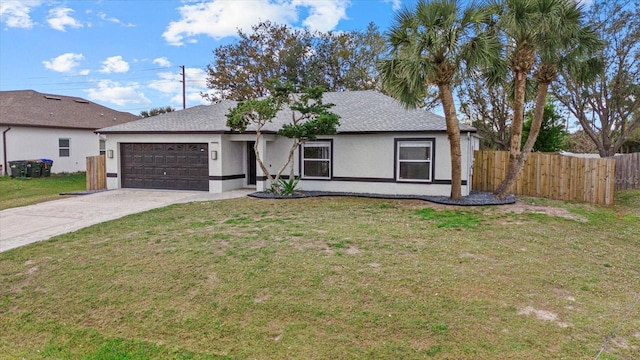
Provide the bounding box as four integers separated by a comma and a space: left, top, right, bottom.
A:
0, 189, 252, 252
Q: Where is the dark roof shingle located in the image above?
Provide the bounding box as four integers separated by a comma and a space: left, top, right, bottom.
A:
0, 90, 139, 129
97, 90, 475, 134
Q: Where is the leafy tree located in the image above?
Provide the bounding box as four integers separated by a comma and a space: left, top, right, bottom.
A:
491, 0, 599, 199
140, 106, 174, 118
458, 75, 513, 150
226, 82, 340, 195
378, 0, 498, 200
521, 100, 568, 152
205, 21, 385, 102
567, 130, 599, 153
621, 126, 640, 153
312, 23, 385, 92
552, 0, 640, 157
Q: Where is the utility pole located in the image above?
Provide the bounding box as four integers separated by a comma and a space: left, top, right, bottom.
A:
180, 65, 186, 110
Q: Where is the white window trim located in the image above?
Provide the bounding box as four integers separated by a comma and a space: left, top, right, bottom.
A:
396, 140, 433, 182
302, 141, 331, 179
59, 138, 70, 157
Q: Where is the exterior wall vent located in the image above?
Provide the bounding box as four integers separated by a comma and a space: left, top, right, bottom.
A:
74, 99, 89, 103
44, 95, 61, 100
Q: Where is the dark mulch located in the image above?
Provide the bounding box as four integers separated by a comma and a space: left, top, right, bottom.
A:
248, 190, 516, 206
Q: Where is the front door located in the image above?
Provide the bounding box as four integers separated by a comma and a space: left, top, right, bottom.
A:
247, 141, 256, 185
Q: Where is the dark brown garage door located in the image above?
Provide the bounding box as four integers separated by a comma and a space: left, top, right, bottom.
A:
121, 143, 209, 191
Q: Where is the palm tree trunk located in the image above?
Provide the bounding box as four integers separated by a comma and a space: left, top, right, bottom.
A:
511, 81, 550, 177
495, 71, 527, 199
439, 83, 462, 200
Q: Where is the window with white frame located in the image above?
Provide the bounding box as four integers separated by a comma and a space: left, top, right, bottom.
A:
396, 140, 433, 181
99, 140, 106, 155
59, 138, 70, 157
302, 141, 331, 179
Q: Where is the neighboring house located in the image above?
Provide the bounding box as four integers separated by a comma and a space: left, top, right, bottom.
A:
0, 90, 139, 175
98, 91, 479, 197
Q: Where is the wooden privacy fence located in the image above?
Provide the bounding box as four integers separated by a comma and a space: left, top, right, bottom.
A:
610, 153, 640, 191
473, 151, 615, 206
86, 155, 106, 190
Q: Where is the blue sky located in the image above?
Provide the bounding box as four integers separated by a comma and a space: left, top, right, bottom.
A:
0, 0, 416, 115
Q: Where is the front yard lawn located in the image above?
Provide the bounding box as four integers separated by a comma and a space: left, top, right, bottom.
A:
0, 173, 86, 210
1, 190, 638, 359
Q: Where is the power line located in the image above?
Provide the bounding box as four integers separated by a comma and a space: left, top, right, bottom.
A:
0, 64, 209, 84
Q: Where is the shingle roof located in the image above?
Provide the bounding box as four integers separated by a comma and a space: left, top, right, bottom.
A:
0, 90, 139, 129
97, 90, 475, 134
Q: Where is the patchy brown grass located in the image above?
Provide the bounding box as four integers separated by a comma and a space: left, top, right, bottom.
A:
1, 191, 639, 359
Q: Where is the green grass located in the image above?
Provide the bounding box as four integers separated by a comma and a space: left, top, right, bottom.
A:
415, 208, 483, 228
0, 173, 86, 210
1, 190, 639, 359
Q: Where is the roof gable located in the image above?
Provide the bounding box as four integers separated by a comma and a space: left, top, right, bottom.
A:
0, 90, 139, 129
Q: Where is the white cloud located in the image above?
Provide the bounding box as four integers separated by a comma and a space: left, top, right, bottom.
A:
293, 0, 349, 32
42, 52, 84, 73
148, 67, 210, 107
47, 7, 83, 31
87, 80, 151, 106
171, 91, 209, 106
164, 0, 328, 46
79, 69, 90, 76
148, 71, 181, 93
383, 0, 402, 11
162, 0, 351, 46
152, 57, 172, 67
148, 67, 207, 93
0, 0, 42, 28
99, 56, 130, 73
97, 11, 135, 27
185, 67, 208, 88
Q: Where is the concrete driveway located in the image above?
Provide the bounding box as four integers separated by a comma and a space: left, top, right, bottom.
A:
0, 189, 252, 252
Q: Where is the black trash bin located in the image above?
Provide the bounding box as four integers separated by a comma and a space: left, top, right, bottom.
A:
40, 159, 54, 177
9, 160, 28, 178
27, 160, 43, 178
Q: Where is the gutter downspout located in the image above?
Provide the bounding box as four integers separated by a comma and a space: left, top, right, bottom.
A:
2, 127, 11, 176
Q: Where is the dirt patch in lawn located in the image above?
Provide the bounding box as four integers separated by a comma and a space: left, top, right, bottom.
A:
498, 200, 588, 222
518, 306, 571, 328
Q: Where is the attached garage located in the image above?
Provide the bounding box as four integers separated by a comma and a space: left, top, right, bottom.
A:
120, 143, 209, 191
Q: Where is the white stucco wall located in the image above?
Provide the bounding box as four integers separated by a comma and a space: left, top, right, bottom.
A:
101, 131, 477, 197
1, 126, 101, 174
221, 136, 244, 176
257, 132, 472, 197
219, 136, 246, 191
263, 135, 298, 177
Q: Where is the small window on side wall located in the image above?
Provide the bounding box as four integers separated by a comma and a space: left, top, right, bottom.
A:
302, 141, 331, 179
99, 140, 106, 156
397, 140, 433, 182
59, 138, 70, 157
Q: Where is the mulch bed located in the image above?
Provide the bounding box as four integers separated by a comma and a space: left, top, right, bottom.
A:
248, 190, 516, 206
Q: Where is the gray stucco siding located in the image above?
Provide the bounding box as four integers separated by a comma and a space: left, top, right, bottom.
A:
258, 132, 475, 196
102, 130, 478, 196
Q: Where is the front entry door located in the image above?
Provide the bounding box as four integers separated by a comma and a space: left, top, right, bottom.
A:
247, 141, 256, 185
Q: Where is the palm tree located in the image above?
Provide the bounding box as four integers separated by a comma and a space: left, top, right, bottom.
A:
378, 0, 498, 200
491, 0, 600, 199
